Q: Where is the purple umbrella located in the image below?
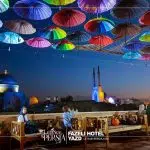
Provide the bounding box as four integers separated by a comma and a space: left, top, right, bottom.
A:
123, 41, 145, 52
13, 0, 52, 20
77, 0, 116, 14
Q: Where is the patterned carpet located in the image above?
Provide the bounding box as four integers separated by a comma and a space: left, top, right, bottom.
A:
22, 136, 150, 150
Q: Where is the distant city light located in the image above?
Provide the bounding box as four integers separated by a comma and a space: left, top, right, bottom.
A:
108, 97, 115, 104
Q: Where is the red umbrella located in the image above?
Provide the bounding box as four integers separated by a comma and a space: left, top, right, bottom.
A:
139, 11, 150, 26
52, 9, 86, 27
89, 35, 113, 47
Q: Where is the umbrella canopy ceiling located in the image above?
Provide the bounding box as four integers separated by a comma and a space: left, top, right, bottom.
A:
84, 17, 115, 33
123, 52, 142, 60
141, 46, 150, 54
139, 32, 150, 42
112, 23, 141, 38
77, 0, 116, 14
4, 20, 36, 35
122, 42, 145, 52
0, 32, 24, 44
139, 11, 150, 26
43, 0, 76, 6
26, 37, 51, 48
89, 35, 114, 47
111, 0, 149, 19
55, 40, 75, 51
52, 8, 86, 27
0, 0, 9, 13
67, 31, 91, 43
40, 26, 67, 40
13, 0, 52, 20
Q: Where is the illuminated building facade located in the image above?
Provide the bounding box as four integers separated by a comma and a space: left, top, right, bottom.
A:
92, 66, 105, 102
0, 70, 29, 111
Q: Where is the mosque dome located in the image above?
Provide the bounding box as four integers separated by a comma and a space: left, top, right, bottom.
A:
0, 70, 19, 93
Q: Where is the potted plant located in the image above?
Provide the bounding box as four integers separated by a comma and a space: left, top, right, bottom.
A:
146, 105, 150, 126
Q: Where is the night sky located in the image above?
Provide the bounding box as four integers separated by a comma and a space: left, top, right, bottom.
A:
0, 0, 150, 100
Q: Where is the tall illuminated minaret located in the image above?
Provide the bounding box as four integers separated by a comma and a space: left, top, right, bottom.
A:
93, 68, 96, 87
97, 66, 104, 102
92, 68, 98, 102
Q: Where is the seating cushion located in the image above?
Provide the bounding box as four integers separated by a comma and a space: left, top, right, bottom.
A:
109, 125, 143, 133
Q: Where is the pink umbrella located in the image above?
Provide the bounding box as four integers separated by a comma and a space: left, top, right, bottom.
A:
140, 54, 150, 61
26, 37, 51, 48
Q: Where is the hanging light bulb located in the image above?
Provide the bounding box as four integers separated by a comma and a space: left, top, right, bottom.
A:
62, 54, 65, 58
8, 47, 10, 51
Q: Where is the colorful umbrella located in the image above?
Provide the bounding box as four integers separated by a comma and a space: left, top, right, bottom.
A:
89, 35, 113, 47
67, 31, 91, 43
55, 40, 75, 51
112, 23, 141, 38
139, 11, 150, 26
40, 26, 67, 40
123, 52, 142, 59
122, 42, 145, 52
52, 9, 86, 27
140, 54, 150, 61
0, 20, 3, 28
141, 46, 150, 54
139, 32, 150, 42
43, 0, 76, 5
13, 0, 52, 20
0, 0, 9, 13
111, 0, 149, 19
26, 37, 51, 48
84, 17, 115, 33
77, 0, 116, 14
4, 20, 36, 35
0, 32, 24, 44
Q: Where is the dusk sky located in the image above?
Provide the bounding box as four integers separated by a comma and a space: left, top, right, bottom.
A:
0, 0, 150, 100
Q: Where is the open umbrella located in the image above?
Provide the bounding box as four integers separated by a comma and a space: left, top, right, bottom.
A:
89, 35, 113, 47
43, 0, 76, 5
40, 26, 67, 40
122, 42, 145, 52
4, 20, 36, 35
0, 32, 24, 44
67, 31, 91, 43
0, 20, 3, 28
77, 0, 116, 14
112, 23, 141, 38
139, 32, 150, 42
84, 17, 115, 33
0, 0, 9, 13
139, 11, 150, 26
52, 9, 86, 27
123, 51, 142, 59
13, 0, 52, 20
55, 40, 75, 51
26, 37, 51, 48
141, 46, 150, 54
111, 0, 149, 19
140, 54, 150, 61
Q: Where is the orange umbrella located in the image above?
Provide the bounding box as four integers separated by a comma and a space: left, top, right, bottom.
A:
89, 35, 113, 47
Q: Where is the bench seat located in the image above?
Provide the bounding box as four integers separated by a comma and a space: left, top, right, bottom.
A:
109, 125, 143, 133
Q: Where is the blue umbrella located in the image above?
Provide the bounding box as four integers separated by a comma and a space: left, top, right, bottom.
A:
122, 41, 145, 52
123, 51, 142, 60
13, 0, 52, 20
67, 31, 91, 43
0, 32, 24, 44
